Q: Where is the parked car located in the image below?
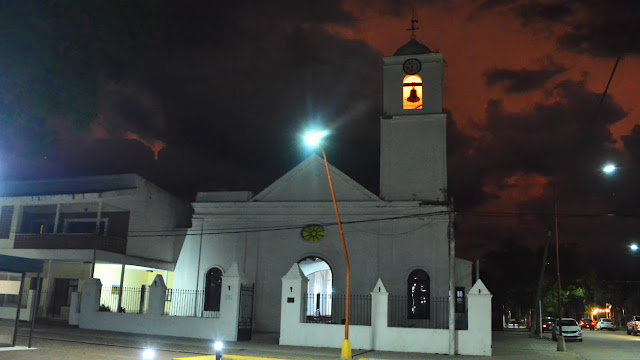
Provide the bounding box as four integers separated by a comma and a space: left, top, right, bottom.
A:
626, 316, 640, 335
580, 318, 596, 330
552, 318, 583, 342
542, 317, 555, 332
596, 318, 614, 331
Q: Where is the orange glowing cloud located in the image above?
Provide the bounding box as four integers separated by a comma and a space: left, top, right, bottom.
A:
330, 1, 640, 144
123, 132, 165, 161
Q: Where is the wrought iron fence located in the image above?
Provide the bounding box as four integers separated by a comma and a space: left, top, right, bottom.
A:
304, 293, 371, 326
99, 286, 148, 314
388, 295, 467, 329
164, 289, 219, 318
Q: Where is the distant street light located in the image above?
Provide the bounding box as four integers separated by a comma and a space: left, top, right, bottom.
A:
630, 244, 639, 252
303, 129, 352, 360
602, 163, 617, 175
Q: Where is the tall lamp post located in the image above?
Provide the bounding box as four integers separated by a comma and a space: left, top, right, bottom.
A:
555, 162, 617, 351
304, 130, 352, 360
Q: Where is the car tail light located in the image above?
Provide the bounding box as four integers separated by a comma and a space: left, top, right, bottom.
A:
543, 324, 547, 328
636, 321, 639, 327
580, 321, 584, 325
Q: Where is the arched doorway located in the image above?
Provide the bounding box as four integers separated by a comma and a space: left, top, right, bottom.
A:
298, 256, 332, 321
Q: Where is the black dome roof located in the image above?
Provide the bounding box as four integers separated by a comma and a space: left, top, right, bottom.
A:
393, 37, 432, 56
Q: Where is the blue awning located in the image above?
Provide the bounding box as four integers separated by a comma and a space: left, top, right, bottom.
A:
0, 255, 44, 274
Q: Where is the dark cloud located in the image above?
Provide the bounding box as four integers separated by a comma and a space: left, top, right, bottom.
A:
558, 2, 640, 56
478, 0, 640, 57
484, 64, 566, 93
513, 2, 572, 24
18, 1, 383, 198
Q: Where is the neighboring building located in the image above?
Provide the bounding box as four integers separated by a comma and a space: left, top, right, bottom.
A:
0, 174, 190, 319
172, 33, 472, 333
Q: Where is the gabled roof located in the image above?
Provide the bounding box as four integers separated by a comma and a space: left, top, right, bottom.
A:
252, 154, 380, 202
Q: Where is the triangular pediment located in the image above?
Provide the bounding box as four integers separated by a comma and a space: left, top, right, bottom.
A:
252, 154, 380, 202
469, 279, 491, 296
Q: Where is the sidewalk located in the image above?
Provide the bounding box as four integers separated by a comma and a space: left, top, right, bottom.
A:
13, 323, 579, 360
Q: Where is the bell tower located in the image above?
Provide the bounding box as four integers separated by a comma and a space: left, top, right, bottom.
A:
379, 21, 447, 202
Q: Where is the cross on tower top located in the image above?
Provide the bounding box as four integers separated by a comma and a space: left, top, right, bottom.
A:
406, 19, 419, 38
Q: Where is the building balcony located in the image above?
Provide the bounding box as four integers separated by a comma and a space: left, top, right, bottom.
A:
13, 234, 127, 254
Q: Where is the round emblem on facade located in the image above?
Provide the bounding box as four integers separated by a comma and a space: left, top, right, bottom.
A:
301, 224, 325, 243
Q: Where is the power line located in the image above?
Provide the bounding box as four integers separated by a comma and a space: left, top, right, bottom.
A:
124, 209, 640, 238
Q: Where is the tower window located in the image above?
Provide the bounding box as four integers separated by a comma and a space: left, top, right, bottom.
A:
403, 75, 423, 110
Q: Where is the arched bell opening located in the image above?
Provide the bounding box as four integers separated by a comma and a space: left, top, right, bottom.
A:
403, 74, 423, 110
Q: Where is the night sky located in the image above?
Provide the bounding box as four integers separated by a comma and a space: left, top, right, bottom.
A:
1, 1, 640, 273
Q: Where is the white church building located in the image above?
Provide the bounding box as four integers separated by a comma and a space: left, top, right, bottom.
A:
172, 33, 474, 335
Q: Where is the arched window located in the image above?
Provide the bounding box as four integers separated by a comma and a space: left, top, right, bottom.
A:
204, 267, 223, 311
407, 269, 430, 319
402, 75, 423, 110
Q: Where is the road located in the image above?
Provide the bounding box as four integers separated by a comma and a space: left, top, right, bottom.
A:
547, 328, 640, 360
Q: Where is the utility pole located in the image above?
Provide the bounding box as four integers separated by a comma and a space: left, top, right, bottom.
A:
554, 188, 566, 351
531, 229, 552, 338
448, 200, 456, 356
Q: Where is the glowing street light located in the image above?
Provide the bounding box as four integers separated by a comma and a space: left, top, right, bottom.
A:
303, 129, 352, 360
142, 349, 155, 360
630, 244, 639, 252
213, 341, 223, 360
602, 163, 617, 175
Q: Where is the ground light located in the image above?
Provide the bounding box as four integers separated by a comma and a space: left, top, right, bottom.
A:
142, 348, 155, 360
303, 129, 352, 360
213, 341, 223, 360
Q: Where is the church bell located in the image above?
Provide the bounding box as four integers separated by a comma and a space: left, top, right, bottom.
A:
407, 87, 420, 103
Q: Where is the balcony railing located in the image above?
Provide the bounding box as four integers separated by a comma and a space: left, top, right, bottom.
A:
13, 234, 127, 254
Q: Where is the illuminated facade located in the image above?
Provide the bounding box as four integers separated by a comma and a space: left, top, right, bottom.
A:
173, 35, 471, 333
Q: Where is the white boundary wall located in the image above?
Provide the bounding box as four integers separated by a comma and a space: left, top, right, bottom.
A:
77, 263, 244, 341
279, 263, 492, 356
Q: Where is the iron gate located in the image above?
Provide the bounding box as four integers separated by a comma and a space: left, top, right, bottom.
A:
237, 284, 254, 341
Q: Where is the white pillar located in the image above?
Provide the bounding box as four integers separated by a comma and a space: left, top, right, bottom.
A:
53, 203, 61, 234
219, 262, 242, 341
459, 279, 493, 356
69, 292, 80, 325
279, 263, 307, 346
370, 278, 388, 351
148, 274, 167, 316
8, 204, 22, 242
24, 290, 35, 322
79, 278, 102, 329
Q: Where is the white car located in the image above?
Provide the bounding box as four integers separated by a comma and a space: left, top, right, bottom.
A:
552, 318, 583, 342
596, 318, 615, 331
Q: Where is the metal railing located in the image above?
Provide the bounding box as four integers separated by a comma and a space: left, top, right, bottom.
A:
304, 293, 371, 326
388, 295, 467, 329
165, 289, 220, 318
99, 286, 148, 314
14, 234, 127, 254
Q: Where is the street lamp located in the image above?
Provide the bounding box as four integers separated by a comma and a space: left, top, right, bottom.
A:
602, 163, 617, 175
554, 162, 618, 351
630, 244, 639, 252
304, 130, 352, 360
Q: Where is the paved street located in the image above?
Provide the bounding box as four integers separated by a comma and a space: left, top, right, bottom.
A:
2, 324, 636, 359
542, 328, 640, 360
